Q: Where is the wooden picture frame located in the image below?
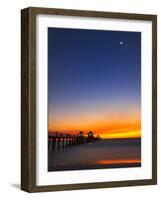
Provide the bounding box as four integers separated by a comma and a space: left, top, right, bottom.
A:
21, 7, 157, 192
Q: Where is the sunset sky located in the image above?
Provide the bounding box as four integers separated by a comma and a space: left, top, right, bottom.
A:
48, 28, 141, 139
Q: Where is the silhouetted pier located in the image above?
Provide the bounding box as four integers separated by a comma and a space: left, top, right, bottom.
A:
48, 131, 101, 150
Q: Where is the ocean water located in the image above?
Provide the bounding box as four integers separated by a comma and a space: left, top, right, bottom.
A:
48, 138, 141, 171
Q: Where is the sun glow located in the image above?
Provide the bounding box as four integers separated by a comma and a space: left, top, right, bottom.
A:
49, 104, 141, 139
48, 118, 141, 139
101, 130, 141, 139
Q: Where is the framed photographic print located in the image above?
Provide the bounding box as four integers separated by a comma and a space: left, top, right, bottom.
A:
21, 7, 157, 192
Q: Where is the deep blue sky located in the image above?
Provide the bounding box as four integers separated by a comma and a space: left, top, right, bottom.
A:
48, 27, 141, 134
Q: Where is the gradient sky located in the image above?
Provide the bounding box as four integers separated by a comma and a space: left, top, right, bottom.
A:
48, 28, 141, 139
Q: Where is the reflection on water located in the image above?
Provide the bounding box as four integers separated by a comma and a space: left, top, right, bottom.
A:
96, 159, 141, 165
48, 138, 141, 171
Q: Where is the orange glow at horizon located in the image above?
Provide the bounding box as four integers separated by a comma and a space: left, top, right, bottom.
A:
49, 123, 141, 139
48, 116, 141, 139
101, 130, 141, 139
48, 102, 141, 139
